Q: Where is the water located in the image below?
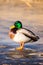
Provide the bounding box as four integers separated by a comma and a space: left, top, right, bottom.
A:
0, 44, 43, 65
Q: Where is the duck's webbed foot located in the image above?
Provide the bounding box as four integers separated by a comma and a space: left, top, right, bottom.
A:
16, 47, 23, 50
16, 42, 24, 50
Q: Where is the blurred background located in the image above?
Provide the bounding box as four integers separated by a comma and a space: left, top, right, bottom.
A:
0, 0, 43, 25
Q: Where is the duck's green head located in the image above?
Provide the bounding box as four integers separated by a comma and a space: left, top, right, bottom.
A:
14, 21, 22, 29
10, 21, 22, 29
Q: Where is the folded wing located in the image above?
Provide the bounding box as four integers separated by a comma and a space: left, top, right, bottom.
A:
17, 28, 39, 42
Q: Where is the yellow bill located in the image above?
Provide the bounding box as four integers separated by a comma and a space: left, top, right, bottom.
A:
10, 25, 15, 29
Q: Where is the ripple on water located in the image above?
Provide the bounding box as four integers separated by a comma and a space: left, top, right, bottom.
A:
0, 45, 43, 65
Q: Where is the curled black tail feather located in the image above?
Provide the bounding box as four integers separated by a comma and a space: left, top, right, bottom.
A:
23, 32, 39, 42
35, 36, 39, 41
31, 36, 39, 42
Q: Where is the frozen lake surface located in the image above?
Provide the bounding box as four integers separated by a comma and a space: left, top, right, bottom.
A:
0, 44, 43, 65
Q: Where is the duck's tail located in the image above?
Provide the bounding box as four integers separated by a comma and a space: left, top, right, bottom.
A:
36, 36, 39, 41
32, 36, 39, 42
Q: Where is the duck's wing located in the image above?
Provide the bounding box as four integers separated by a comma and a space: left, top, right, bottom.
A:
17, 28, 39, 41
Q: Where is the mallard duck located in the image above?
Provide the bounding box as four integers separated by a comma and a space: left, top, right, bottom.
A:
9, 21, 39, 50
